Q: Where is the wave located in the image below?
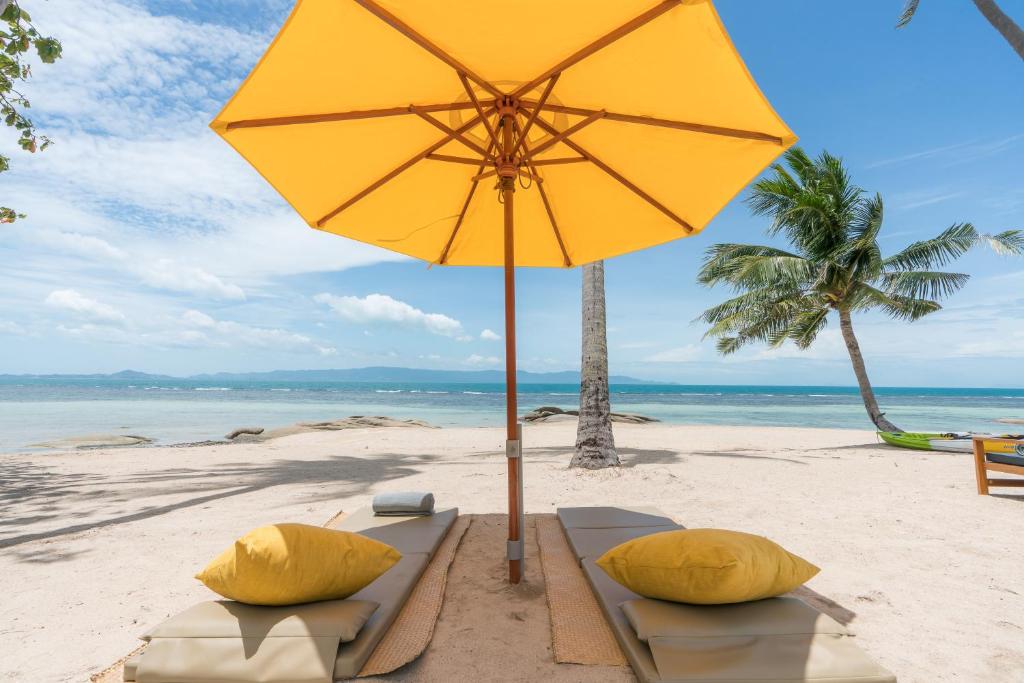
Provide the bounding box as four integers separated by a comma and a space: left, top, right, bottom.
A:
375, 389, 403, 393
462, 391, 485, 395
195, 387, 231, 391
426, 391, 448, 394
270, 388, 291, 392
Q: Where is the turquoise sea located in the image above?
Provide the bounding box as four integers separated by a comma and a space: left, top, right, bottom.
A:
1, 378, 1022, 452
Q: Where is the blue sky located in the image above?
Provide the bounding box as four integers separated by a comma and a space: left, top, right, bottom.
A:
1, 0, 1022, 385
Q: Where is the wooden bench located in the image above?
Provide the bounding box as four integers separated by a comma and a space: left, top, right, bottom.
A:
972, 436, 1024, 495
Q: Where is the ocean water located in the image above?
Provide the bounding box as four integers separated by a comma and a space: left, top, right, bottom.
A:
0, 378, 1021, 452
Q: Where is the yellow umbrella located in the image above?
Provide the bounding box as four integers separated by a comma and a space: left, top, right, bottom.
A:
211, 0, 795, 583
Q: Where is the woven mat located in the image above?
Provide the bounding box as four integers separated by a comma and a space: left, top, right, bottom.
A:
535, 515, 626, 666
357, 515, 471, 676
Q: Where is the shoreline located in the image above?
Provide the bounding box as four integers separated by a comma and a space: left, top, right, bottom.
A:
7, 415, 889, 456
2, 378, 1024, 454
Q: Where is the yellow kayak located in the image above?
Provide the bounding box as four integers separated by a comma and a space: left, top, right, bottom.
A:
878, 431, 1024, 455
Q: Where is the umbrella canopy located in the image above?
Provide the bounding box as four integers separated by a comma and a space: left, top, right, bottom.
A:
211, 0, 795, 583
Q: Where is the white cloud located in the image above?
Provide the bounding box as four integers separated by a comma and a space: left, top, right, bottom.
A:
2, 0, 403, 315
181, 310, 336, 356
56, 323, 132, 344
25, 226, 246, 301
645, 345, 702, 363
949, 320, 1024, 358
619, 341, 658, 350
315, 293, 467, 339
464, 354, 501, 366
25, 0, 266, 137
45, 289, 126, 323
715, 330, 849, 363
140, 259, 246, 301
867, 134, 1023, 169
480, 328, 501, 341
0, 321, 26, 336
32, 230, 127, 260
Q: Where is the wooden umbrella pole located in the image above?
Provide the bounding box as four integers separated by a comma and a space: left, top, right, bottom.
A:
499, 97, 522, 584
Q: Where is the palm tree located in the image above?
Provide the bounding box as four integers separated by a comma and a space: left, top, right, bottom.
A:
898, 0, 1024, 61
572, 260, 619, 469
697, 148, 1023, 432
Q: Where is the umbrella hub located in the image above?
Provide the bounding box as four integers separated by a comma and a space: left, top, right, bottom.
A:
496, 95, 521, 187
495, 95, 520, 119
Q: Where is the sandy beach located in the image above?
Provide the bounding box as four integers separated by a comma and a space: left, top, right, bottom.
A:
2, 422, 1022, 682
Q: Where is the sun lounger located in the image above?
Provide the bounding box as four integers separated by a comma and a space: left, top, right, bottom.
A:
124, 507, 457, 682
556, 506, 896, 683
972, 435, 1024, 495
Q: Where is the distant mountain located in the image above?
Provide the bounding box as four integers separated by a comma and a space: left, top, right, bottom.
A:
188, 366, 658, 384
0, 366, 659, 384
0, 369, 174, 380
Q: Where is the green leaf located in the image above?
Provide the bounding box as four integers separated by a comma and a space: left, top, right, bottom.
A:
896, 0, 920, 28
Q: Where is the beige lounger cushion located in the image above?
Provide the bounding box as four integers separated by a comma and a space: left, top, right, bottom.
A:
557, 506, 673, 529
142, 598, 379, 642
621, 597, 846, 641
135, 599, 378, 683
336, 507, 457, 555
333, 552, 430, 679
646, 633, 895, 683
334, 507, 457, 679
137, 635, 342, 683
564, 525, 681, 562
582, 558, 661, 683
563, 509, 895, 683
127, 507, 458, 682
123, 656, 139, 682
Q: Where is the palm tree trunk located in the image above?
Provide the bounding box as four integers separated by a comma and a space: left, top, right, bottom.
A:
972, 0, 1024, 60
838, 309, 901, 432
572, 261, 619, 469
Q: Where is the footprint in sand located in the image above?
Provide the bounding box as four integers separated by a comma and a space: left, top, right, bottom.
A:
855, 590, 891, 606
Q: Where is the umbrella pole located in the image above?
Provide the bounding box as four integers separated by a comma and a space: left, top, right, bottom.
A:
500, 100, 523, 584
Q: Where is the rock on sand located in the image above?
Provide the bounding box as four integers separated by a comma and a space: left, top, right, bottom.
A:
30, 434, 154, 449
522, 406, 658, 424
226, 416, 436, 443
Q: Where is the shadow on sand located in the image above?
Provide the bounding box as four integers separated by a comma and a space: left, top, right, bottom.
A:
0, 453, 434, 556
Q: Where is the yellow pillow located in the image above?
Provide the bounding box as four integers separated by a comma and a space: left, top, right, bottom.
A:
196, 524, 401, 606
596, 528, 819, 604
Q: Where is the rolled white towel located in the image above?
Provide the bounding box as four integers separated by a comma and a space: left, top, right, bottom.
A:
372, 491, 435, 516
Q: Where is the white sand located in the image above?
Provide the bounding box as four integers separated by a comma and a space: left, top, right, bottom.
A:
2, 423, 1022, 682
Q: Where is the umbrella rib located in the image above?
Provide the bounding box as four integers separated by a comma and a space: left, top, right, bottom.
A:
513, 0, 681, 99
353, 0, 502, 99
535, 176, 571, 267
317, 107, 495, 228
459, 72, 501, 149
517, 127, 572, 267
436, 178, 478, 265
426, 153, 491, 166
223, 102, 476, 130
525, 109, 605, 160
530, 157, 588, 166
520, 101, 785, 144
411, 106, 493, 159
437, 140, 497, 265
511, 74, 558, 157
532, 116, 695, 234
